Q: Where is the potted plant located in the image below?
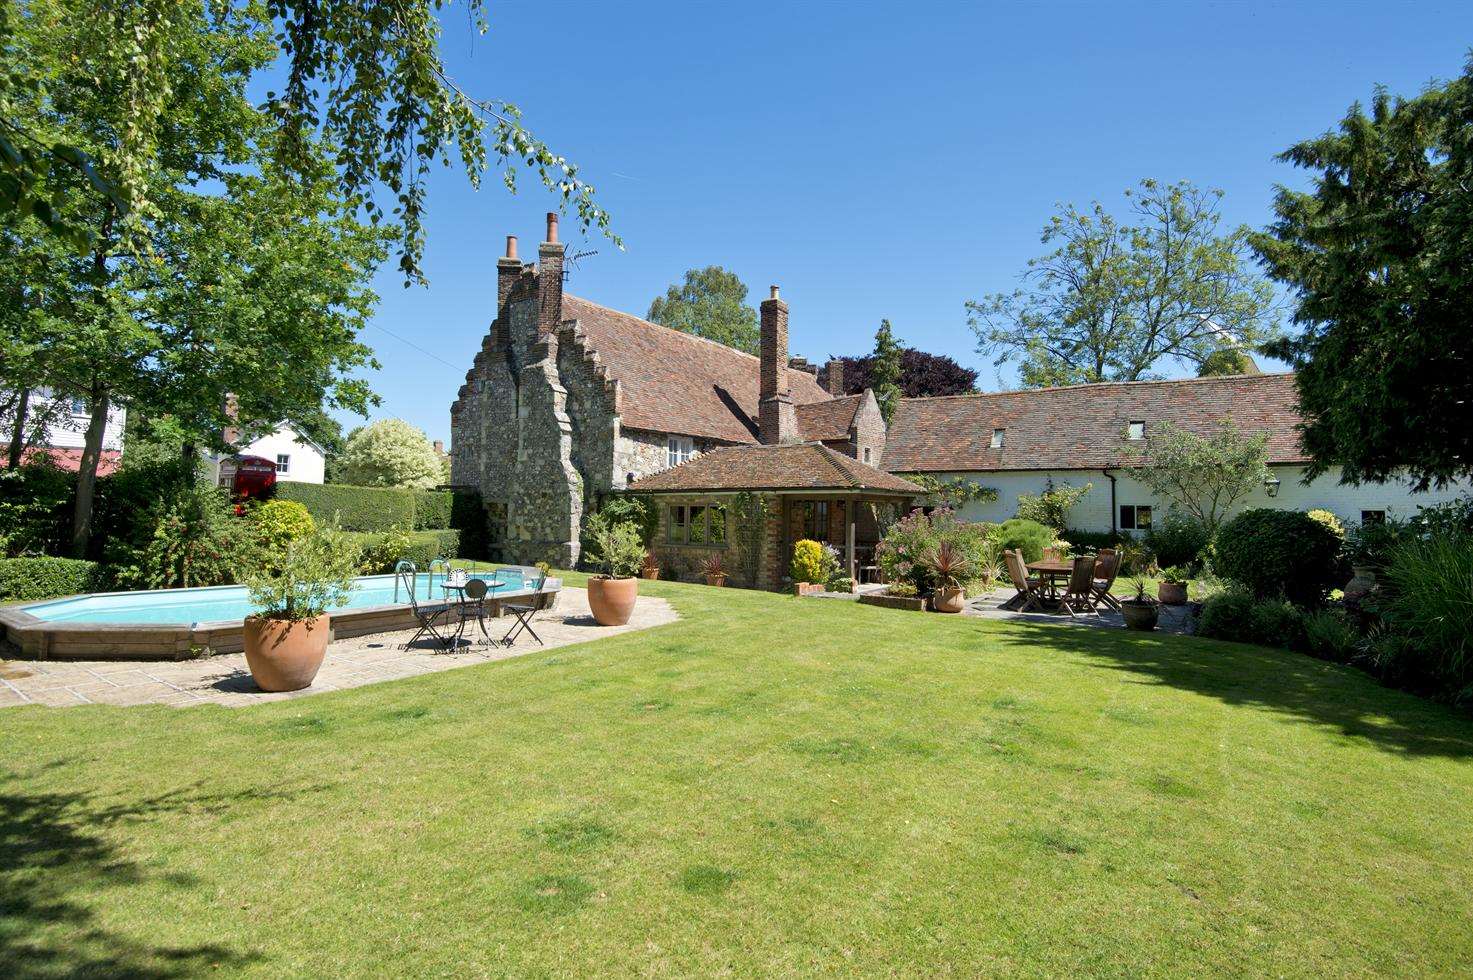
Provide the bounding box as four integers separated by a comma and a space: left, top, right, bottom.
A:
920, 540, 974, 613
640, 549, 660, 580
1158, 566, 1191, 605
701, 552, 727, 587
1119, 577, 1160, 631
585, 513, 646, 626
242, 525, 358, 692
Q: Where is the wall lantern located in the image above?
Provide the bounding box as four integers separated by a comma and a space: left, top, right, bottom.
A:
1263, 474, 1282, 498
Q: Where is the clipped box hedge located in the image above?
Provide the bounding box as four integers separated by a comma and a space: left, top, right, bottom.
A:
272, 484, 477, 546
342, 529, 462, 573
0, 557, 104, 602
413, 490, 453, 531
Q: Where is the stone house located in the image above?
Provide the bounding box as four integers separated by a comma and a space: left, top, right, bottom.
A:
452, 216, 1467, 584
448, 214, 902, 574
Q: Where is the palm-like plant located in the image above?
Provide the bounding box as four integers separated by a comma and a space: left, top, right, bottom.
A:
919, 540, 975, 592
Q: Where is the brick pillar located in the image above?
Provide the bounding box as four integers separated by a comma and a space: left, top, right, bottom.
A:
537, 213, 564, 337
758, 286, 796, 444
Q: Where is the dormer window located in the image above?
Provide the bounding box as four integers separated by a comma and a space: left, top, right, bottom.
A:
1127, 420, 1145, 441
990, 428, 1005, 449
667, 435, 694, 469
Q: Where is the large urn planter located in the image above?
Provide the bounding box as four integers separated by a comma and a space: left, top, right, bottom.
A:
587, 576, 638, 626
1157, 582, 1188, 606
931, 586, 966, 614
243, 614, 331, 692
705, 574, 727, 588
1344, 565, 1377, 603
1120, 600, 1159, 632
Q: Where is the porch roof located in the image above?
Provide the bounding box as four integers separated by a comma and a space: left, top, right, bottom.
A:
627, 442, 922, 495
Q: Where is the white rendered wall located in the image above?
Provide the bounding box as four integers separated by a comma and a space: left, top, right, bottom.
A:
0, 389, 126, 451
925, 465, 1470, 532
204, 424, 326, 484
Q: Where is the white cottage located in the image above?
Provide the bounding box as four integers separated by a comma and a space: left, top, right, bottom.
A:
882, 373, 1469, 532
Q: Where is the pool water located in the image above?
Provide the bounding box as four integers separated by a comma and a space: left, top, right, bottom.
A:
26, 571, 524, 626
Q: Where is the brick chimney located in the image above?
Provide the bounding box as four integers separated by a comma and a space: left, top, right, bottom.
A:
222, 394, 241, 446
537, 212, 564, 336
758, 286, 797, 444
495, 235, 521, 345
823, 357, 846, 397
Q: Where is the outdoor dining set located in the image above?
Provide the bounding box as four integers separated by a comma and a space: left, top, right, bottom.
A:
1000, 548, 1122, 617
394, 563, 561, 652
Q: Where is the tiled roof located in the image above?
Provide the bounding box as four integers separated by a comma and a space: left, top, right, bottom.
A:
884, 373, 1309, 473
564, 295, 833, 444
795, 395, 861, 442
628, 442, 922, 494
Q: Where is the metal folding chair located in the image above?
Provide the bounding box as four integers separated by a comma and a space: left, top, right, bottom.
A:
500, 569, 549, 647
398, 564, 457, 651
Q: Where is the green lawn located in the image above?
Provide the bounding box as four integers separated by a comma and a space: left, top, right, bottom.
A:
6, 577, 1473, 976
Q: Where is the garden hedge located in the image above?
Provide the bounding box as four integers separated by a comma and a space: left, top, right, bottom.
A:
0, 557, 103, 602
994, 518, 1054, 563
1214, 508, 1343, 605
272, 483, 482, 547
342, 529, 462, 573
274, 483, 418, 531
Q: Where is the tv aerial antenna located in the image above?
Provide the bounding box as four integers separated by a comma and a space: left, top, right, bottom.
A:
562, 243, 599, 282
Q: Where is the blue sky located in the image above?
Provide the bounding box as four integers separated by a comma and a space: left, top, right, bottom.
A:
348, 1, 1473, 444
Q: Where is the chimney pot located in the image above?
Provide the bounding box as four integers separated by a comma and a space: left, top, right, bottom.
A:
769, 285, 780, 300
545, 212, 559, 244
504, 235, 518, 260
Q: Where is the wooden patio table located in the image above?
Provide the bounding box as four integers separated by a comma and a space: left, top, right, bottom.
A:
1027, 559, 1074, 601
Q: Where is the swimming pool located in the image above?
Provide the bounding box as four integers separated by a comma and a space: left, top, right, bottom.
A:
0, 570, 557, 660
27, 573, 454, 625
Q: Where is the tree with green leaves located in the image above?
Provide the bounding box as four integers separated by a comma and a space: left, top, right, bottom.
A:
647, 267, 759, 354
1130, 421, 1268, 536
968, 180, 1280, 388
871, 320, 903, 422
338, 419, 443, 490
2, 0, 616, 279
1196, 348, 1260, 377
1252, 63, 1473, 490
1016, 479, 1092, 531
3, 1, 386, 554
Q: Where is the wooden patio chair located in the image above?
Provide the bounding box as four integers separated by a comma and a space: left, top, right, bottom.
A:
1059, 555, 1099, 617
1003, 549, 1045, 613
1091, 548, 1122, 612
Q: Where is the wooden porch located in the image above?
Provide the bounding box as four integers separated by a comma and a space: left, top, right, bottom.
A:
779, 493, 909, 583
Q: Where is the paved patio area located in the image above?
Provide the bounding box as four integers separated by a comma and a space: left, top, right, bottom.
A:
965, 587, 1196, 633
0, 588, 676, 709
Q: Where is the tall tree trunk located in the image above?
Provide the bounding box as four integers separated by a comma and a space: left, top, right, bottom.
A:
70, 387, 110, 558
6, 387, 30, 469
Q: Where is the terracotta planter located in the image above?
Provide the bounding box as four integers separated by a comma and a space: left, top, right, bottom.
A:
242, 614, 330, 692
587, 576, 638, 626
705, 574, 727, 587
1120, 600, 1159, 632
1157, 581, 1188, 606
640, 567, 660, 581
931, 586, 966, 613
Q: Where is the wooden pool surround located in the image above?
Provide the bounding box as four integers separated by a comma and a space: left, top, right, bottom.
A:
0, 585, 558, 661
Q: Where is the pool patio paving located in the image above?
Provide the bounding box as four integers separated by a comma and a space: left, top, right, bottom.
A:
0, 588, 676, 709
